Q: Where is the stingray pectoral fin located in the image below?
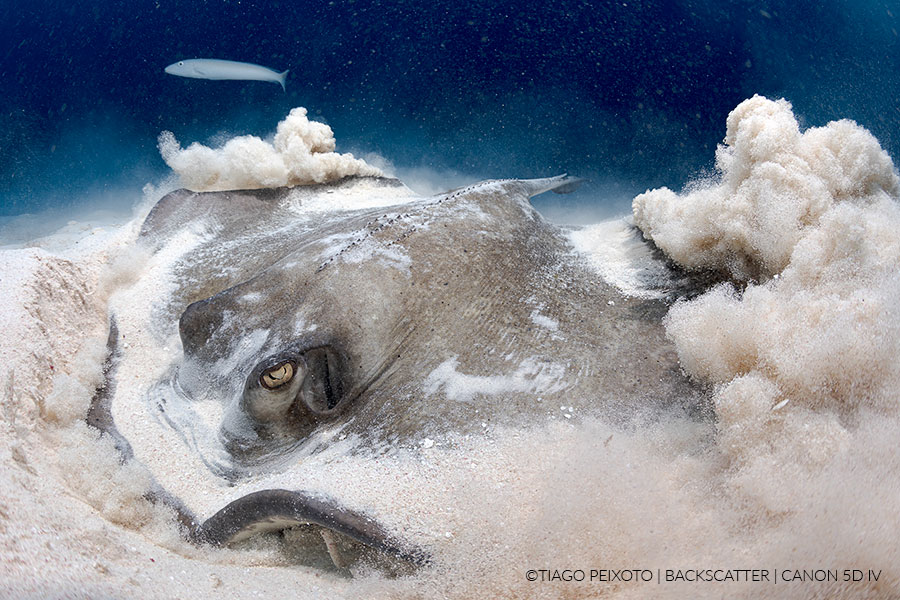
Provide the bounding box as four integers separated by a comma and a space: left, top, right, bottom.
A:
196, 489, 430, 565
87, 316, 137, 459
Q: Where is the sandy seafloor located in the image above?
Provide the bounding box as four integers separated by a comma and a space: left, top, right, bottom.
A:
4, 96, 900, 599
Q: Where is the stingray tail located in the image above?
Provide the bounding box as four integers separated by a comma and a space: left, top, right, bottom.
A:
550, 175, 587, 194
278, 69, 289, 92
518, 174, 587, 197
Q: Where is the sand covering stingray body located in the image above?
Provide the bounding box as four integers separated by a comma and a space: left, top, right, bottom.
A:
93, 173, 699, 558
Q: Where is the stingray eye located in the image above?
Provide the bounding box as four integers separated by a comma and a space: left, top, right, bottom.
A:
260, 361, 295, 390
235, 347, 347, 456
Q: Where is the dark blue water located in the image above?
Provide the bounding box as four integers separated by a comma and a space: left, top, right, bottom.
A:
3, 0, 900, 216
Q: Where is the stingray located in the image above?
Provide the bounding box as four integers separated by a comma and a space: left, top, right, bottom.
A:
88, 174, 705, 567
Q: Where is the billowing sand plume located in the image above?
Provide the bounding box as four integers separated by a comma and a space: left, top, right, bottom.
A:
158, 107, 383, 192
629, 95, 900, 596
634, 95, 900, 279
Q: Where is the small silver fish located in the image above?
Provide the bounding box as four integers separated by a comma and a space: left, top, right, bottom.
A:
165, 59, 289, 91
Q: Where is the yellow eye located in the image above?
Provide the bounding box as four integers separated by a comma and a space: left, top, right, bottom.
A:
260, 361, 295, 389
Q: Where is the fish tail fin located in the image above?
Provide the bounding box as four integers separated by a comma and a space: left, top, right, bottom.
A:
279, 69, 289, 92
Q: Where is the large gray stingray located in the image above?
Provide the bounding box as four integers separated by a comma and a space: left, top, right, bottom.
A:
89, 174, 705, 566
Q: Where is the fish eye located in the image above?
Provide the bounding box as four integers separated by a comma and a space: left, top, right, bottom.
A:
178, 61, 184, 66
260, 361, 295, 390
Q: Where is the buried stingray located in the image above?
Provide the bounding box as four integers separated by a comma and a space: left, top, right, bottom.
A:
89, 174, 707, 568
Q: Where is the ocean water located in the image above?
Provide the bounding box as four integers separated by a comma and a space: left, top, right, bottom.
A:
4, 2, 900, 599
4, 0, 900, 218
